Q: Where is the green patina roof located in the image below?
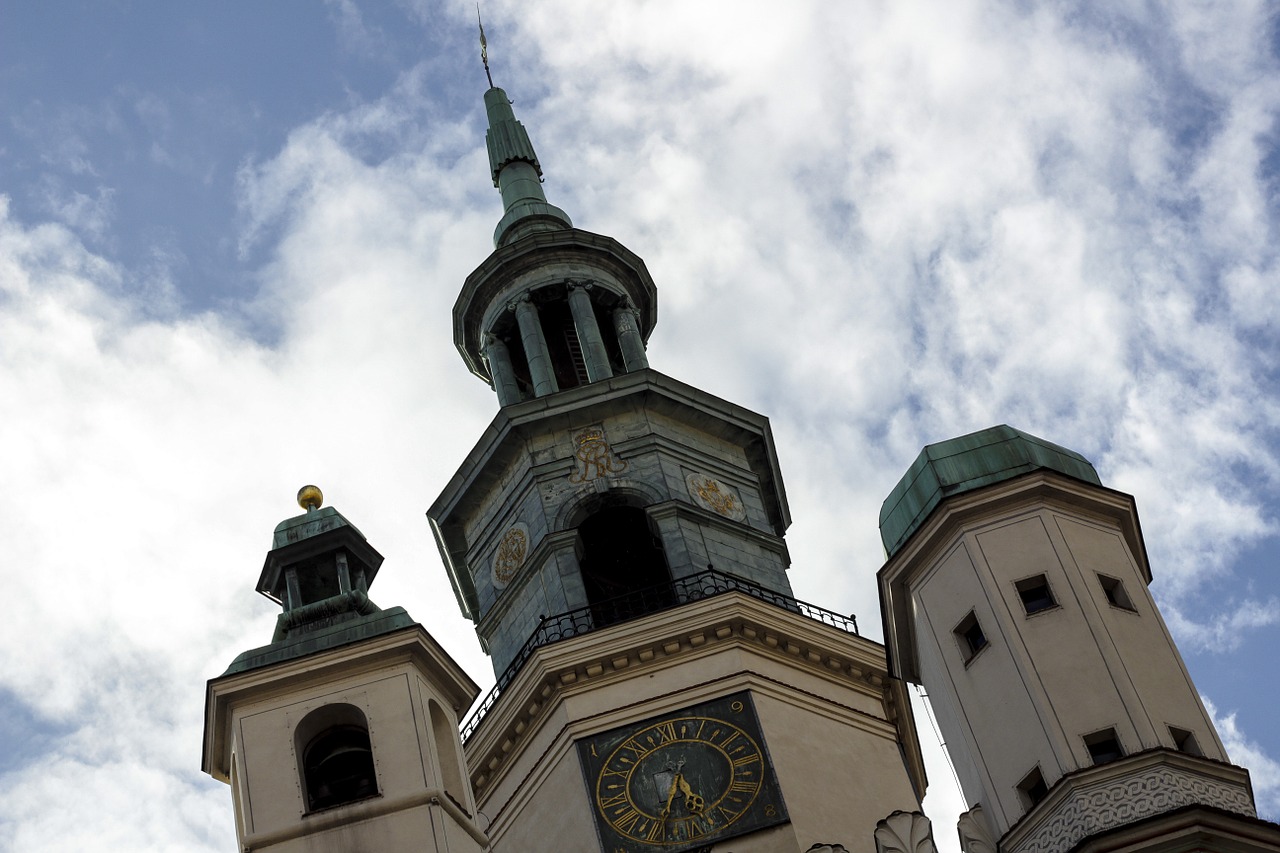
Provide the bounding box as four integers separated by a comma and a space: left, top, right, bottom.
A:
879, 425, 1101, 558
220, 502, 404, 676
271, 505, 364, 549
221, 603, 416, 675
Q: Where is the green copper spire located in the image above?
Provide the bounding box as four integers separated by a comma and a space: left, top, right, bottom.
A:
484, 87, 572, 247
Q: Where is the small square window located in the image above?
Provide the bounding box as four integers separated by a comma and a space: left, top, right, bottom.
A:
1084, 728, 1124, 765
1018, 766, 1049, 810
1169, 726, 1203, 756
1098, 574, 1136, 611
1016, 574, 1057, 614
954, 611, 989, 662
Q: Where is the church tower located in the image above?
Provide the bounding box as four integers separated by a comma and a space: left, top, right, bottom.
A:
202, 488, 489, 852
877, 425, 1279, 853
427, 78, 930, 851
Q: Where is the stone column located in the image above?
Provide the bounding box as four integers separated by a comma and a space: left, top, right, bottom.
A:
514, 294, 558, 397
612, 301, 648, 371
482, 333, 522, 406
567, 282, 613, 382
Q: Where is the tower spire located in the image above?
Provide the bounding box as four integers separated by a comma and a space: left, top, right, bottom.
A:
478, 27, 572, 247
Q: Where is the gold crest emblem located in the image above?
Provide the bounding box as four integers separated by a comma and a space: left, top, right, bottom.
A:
569, 426, 628, 483
686, 472, 746, 521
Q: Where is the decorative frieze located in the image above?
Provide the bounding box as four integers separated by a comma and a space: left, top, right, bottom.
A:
1009, 758, 1256, 853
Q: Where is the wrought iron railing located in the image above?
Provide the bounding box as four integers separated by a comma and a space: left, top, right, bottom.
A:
459, 569, 859, 744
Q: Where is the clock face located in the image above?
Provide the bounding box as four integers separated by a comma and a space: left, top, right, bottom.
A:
577, 692, 787, 851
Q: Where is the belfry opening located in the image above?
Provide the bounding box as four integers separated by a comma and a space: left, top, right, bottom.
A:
577, 505, 673, 626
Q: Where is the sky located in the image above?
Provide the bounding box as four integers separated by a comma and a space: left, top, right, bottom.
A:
1, 0, 1278, 850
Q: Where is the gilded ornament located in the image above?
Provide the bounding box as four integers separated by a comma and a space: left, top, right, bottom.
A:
296, 485, 324, 511
685, 472, 746, 521
569, 426, 628, 483
491, 522, 530, 590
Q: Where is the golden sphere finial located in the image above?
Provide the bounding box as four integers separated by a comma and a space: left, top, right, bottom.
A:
297, 485, 324, 511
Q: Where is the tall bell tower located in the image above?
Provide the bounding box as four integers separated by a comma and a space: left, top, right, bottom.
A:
428, 77, 930, 852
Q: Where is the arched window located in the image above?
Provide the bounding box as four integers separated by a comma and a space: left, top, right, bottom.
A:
295, 704, 378, 812
578, 505, 673, 626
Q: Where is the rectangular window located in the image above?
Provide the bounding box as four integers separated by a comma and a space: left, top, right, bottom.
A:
1018, 766, 1049, 810
1169, 726, 1203, 756
1016, 574, 1057, 614
1084, 728, 1124, 765
954, 611, 989, 663
1098, 574, 1136, 611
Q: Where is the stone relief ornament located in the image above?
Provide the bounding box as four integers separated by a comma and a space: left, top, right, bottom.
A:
805, 846, 850, 853
685, 471, 747, 521
957, 807, 997, 853
874, 810, 938, 853
568, 425, 627, 483
490, 522, 530, 590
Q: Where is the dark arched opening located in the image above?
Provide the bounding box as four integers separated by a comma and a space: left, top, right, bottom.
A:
296, 705, 378, 812
578, 506, 673, 627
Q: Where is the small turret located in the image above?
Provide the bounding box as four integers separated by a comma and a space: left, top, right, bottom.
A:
203, 489, 485, 853
223, 485, 414, 674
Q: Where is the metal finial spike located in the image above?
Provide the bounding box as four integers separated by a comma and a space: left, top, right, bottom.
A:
478, 6, 494, 88
297, 485, 324, 512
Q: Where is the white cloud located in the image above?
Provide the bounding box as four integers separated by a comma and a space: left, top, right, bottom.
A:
1166, 599, 1280, 654
1206, 696, 1280, 817
37, 181, 115, 242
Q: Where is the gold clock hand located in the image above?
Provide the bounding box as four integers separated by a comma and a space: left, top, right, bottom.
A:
677, 775, 706, 814
661, 773, 680, 817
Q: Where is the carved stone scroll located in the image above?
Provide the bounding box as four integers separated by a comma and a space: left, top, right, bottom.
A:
875, 810, 938, 853
957, 807, 997, 853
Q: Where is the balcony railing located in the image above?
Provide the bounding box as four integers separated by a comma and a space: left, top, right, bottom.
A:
459, 569, 859, 744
